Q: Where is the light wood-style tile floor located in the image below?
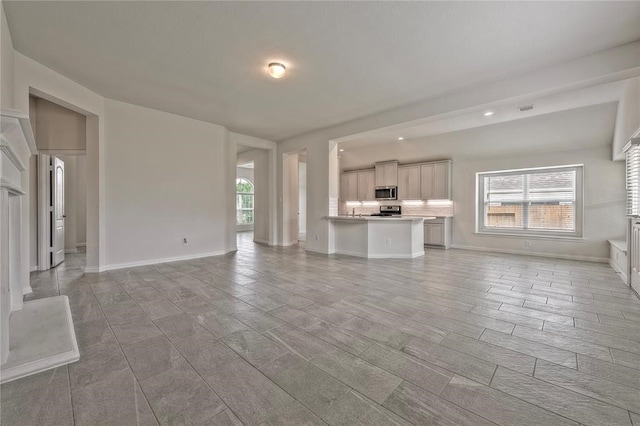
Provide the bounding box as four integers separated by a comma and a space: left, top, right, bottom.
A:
2, 232, 640, 425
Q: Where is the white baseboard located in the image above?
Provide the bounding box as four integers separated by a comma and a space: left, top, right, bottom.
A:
609, 259, 628, 284
305, 247, 331, 255
253, 238, 270, 245
76, 242, 86, 248
29, 266, 38, 272
84, 250, 228, 273
332, 249, 425, 259
298, 233, 307, 241
450, 244, 608, 263
279, 241, 298, 247
64, 249, 78, 254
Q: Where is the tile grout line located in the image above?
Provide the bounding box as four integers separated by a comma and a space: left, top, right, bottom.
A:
87, 272, 162, 425
114, 270, 239, 424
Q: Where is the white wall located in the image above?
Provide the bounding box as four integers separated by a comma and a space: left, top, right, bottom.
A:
104, 99, 231, 268
282, 153, 299, 245
451, 146, 623, 261
340, 104, 625, 261
1, 2, 14, 110
236, 165, 254, 232
612, 77, 640, 160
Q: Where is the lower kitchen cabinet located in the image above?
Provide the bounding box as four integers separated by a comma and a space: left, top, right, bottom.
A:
424, 217, 451, 249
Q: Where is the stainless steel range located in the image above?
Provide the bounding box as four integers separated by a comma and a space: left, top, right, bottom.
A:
371, 205, 402, 217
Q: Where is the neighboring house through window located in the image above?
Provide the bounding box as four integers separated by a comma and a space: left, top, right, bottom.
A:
477, 165, 583, 238
236, 178, 254, 225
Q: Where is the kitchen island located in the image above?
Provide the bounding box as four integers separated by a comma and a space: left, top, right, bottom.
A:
328, 216, 431, 258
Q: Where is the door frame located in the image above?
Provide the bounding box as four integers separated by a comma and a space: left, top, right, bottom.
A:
37, 153, 50, 270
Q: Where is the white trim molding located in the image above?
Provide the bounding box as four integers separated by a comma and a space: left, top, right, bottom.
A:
0, 296, 79, 384
86, 250, 228, 273
450, 244, 608, 263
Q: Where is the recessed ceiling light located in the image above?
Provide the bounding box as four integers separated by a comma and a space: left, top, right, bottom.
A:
267, 62, 286, 79
339, 149, 344, 152
398, 137, 404, 140
483, 111, 494, 117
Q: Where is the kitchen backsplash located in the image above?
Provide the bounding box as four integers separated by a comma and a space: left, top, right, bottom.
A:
341, 200, 455, 217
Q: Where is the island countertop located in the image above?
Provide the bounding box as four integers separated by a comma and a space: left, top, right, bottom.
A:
327, 215, 435, 222
328, 216, 427, 258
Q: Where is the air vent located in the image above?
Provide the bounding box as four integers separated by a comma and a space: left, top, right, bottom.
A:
519, 105, 534, 112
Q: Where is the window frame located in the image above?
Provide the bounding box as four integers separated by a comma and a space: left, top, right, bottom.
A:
236, 177, 254, 226
476, 164, 584, 239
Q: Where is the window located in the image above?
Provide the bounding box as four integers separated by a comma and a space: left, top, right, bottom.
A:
236, 178, 254, 225
477, 165, 583, 238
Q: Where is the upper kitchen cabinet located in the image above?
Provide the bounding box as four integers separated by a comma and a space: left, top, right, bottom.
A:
340, 169, 375, 201
421, 160, 451, 200
357, 170, 375, 201
397, 165, 421, 200
375, 161, 398, 187
340, 171, 359, 201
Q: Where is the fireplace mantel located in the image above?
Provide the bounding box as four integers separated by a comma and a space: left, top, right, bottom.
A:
0, 109, 79, 383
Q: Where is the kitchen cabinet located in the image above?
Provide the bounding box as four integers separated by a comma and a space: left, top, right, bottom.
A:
340, 172, 358, 201
357, 170, 375, 201
341, 169, 374, 201
421, 160, 451, 200
375, 161, 398, 187
397, 165, 421, 200
424, 217, 451, 249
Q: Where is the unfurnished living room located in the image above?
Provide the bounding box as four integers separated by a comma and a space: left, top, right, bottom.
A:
1, 1, 640, 425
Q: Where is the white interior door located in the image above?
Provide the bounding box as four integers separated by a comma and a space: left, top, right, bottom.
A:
52, 157, 65, 266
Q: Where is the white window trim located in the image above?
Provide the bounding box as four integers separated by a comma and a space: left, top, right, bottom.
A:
476, 164, 584, 239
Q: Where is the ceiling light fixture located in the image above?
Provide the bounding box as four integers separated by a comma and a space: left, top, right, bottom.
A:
267, 62, 286, 79
398, 137, 404, 141
483, 111, 494, 117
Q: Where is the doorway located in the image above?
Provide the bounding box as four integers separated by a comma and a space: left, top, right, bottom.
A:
282, 149, 307, 246
29, 95, 88, 272
236, 142, 276, 248
236, 160, 255, 247
35, 154, 87, 271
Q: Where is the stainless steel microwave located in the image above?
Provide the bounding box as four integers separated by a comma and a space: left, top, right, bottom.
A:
375, 186, 397, 200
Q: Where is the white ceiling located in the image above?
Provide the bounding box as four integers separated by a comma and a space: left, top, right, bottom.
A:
337, 79, 629, 150
340, 102, 619, 170
4, 1, 640, 141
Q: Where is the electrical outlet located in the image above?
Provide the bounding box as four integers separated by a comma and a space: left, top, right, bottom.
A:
183, 238, 188, 245
524, 240, 531, 248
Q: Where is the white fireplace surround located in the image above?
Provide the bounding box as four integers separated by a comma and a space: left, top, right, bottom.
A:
0, 109, 79, 383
